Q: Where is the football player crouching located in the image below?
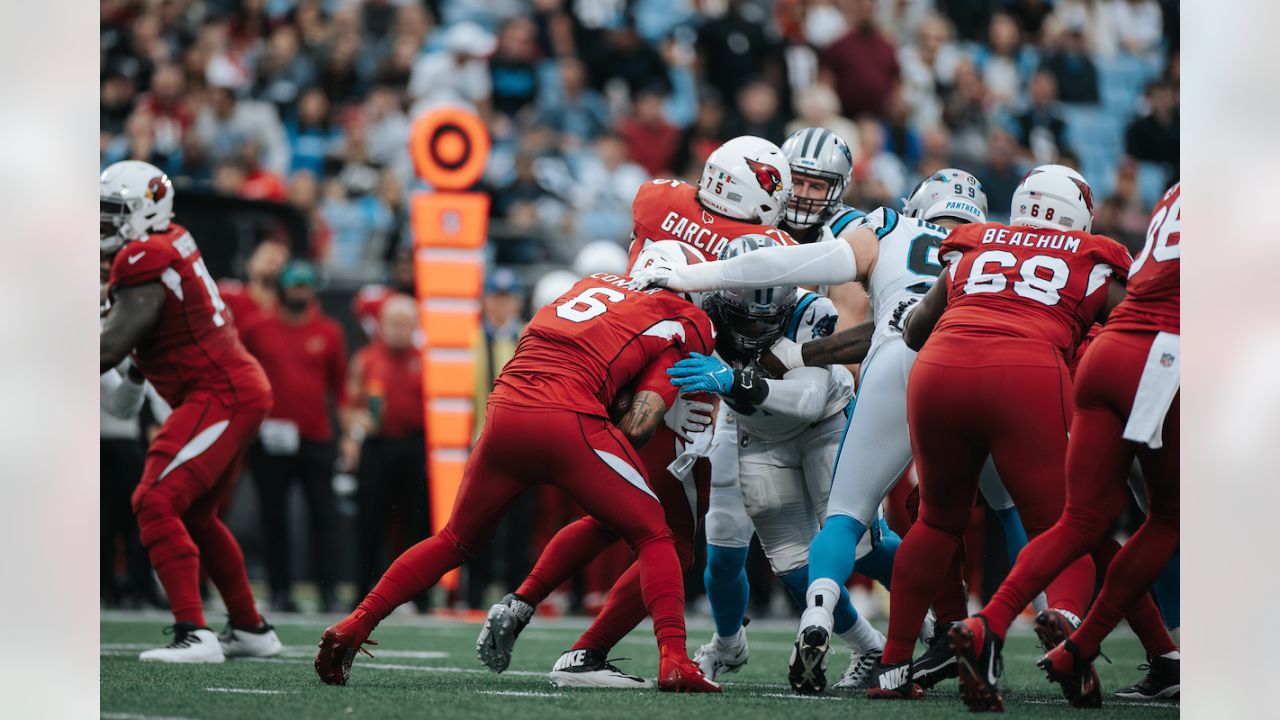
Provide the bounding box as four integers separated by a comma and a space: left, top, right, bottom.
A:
667, 235, 897, 694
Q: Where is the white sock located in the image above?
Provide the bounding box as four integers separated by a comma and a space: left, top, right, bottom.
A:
1159, 650, 1180, 660
715, 627, 746, 650
798, 578, 840, 636
839, 614, 885, 655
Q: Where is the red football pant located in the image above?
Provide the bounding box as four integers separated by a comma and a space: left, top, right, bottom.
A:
354, 407, 689, 653
131, 393, 268, 628
883, 335, 1095, 664
517, 429, 710, 652
980, 332, 1178, 658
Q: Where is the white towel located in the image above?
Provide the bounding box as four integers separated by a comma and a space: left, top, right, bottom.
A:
667, 421, 716, 481
1123, 332, 1180, 449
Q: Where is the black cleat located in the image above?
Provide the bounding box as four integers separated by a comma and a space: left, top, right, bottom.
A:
912, 621, 959, 689
866, 658, 925, 700
951, 616, 1005, 712
1034, 609, 1101, 708
1038, 638, 1102, 709
788, 625, 830, 694
1115, 656, 1179, 700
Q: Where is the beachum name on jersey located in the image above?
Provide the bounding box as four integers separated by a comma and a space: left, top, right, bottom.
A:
981, 227, 1082, 253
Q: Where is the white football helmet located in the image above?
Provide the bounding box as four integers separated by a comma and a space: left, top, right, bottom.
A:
532, 269, 579, 310
781, 127, 853, 228
573, 240, 630, 277
101, 160, 175, 254
631, 239, 706, 309
902, 168, 988, 225
1010, 164, 1094, 233
698, 136, 792, 227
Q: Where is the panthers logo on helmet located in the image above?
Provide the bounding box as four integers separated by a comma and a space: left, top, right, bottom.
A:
146, 176, 168, 202
745, 158, 782, 195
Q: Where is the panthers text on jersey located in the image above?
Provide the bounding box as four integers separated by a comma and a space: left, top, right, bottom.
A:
490, 273, 716, 419
107, 223, 271, 409
935, 221, 1134, 355
628, 179, 795, 268
1105, 182, 1180, 335
729, 289, 853, 443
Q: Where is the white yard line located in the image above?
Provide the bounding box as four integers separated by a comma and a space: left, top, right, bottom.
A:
759, 693, 840, 701
476, 690, 563, 698
1022, 698, 1177, 709
204, 688, 295, 695
102, 713, 200, 720
235, 656, 549, 677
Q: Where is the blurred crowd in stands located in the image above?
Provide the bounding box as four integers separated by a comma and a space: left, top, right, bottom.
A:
101, 0, 1178, 615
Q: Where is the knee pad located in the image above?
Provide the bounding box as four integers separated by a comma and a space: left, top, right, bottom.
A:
134, 494, 197, 566
705, 507, 753, 549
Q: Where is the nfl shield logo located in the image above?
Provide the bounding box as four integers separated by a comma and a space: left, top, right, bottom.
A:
1160, 353, 1174, 367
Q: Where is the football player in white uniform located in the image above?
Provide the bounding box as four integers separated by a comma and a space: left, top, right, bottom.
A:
631, 170, 1021, 692
667, 235, 897, 692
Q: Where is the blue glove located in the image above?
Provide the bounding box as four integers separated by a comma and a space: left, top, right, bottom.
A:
667, 352, 735, 395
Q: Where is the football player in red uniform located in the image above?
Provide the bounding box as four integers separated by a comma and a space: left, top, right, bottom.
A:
315, 241, 721, 693
951, 183, 1183, 709
99, 161, 281, 663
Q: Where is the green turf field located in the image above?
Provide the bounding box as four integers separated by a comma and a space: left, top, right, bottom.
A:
101, 612, 1177, 719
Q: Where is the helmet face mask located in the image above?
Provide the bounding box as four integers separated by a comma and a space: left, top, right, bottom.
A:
707, 233, 797, 362
780, 127, 853, 228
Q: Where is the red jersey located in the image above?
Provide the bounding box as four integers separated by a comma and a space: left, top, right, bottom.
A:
216, 279, 273, 335
1105, 183, 1181, 335
352, 284, 396, 339
241, 307, 348, 442
108, 223, 271, 409
627, 179, 795, 270
351, 339, 424, 439
490, 273, 716, 418
935, 222, 1133, 356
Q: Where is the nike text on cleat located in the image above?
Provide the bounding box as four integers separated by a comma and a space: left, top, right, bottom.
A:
912, 621, 959, 689
476, 593, 535, 673
833, 648, 882, 691
219, 621, 283, 658
950, 616, 1005, 712
865, 658, 925, 700
788, 625, 831, 694
657, 645, 722, 693
1034, 609, 1101, 708
1037, 637, 1102, 709
139, 623, 225, 664
693, 632, 748, 681
548, 648, 652, 689
1115, 656, 1179, 700
314, 615, 377, 686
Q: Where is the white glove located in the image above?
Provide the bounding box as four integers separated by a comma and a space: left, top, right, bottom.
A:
663, 396, 715, 440
765, 336, 805, 373
626, 261, 684, 291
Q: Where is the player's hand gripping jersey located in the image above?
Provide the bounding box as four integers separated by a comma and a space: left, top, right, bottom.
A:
1105, 183, 1180, 335
934, 222, 1134, 354
628, 179, 795, 266
490, 272, 717, 417
107, 222, 271, 409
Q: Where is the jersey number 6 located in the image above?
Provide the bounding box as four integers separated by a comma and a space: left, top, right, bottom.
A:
555, 286, 626, 323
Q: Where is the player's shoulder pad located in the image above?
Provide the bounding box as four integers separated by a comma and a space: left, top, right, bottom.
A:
826, 205, 868, 237
852, 206, 902, 240
939, 221, 984, 253
1090, 232, 1135, 279
784, 290, 837, 342
111, 232, 183, 288
634, 177, 686, 209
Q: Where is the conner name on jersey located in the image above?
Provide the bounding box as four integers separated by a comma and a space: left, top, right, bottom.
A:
657, 210, 738, 258
590, 272, 663, 295
981, 227, 1084, 253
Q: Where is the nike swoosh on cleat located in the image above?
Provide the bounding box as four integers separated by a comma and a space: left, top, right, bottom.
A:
128, 252, 146, 264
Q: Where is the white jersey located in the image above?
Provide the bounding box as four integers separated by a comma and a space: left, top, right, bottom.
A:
731, 289, 854, 443
851, 207, 950, 348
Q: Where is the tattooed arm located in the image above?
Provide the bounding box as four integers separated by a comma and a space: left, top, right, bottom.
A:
615, 390, 668, 448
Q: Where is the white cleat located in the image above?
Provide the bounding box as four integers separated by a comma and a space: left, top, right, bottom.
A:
693, 631, 749, 681
547, 648, 652, 689
139, 624, 225, 664
477, 593, 535, 673
219, 622, 283, 659
833, 648, 882, 691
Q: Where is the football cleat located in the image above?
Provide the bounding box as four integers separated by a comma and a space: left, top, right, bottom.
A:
314, 611, 378, 686
139, 623, 225, 663
912, 621, 959, 689
1034, 609, 1101, 708
477, 593, 535, 673
866, 658, 924, 700
1038, 638, 1102, 709
833, 648, 882, 692
788, 625, 831, 694
548, 648, 652, 689
220, 620, 283, 659
1115, 656, 1179, 700
693, 631, 749, 681
950, 616, 1005, 712
657, 645, 722, 693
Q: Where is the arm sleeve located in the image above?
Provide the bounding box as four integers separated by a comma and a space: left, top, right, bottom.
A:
756, 366, 834, 423
633, 345, 684, 409
100, 364, 146, 419
673, 238, 858, 292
